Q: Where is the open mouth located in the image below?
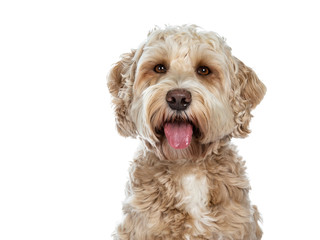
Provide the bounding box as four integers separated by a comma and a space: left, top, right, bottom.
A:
155, 119, 201, 150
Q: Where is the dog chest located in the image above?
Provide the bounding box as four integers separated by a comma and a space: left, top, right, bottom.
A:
176, 173, 215, 234
180, 174, 209, 215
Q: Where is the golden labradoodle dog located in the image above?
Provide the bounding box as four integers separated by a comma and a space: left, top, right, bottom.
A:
108, 25, 266, 240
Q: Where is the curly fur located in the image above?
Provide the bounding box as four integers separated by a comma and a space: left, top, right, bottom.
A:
108, 25, 266, 240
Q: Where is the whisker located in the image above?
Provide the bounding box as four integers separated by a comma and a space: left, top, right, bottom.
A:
183, 111, 190, 123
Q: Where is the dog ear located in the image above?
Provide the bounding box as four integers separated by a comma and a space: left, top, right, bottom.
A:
107, 50, 138, 137
231, 57, 266, 138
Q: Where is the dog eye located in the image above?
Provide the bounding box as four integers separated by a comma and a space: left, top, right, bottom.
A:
197, 66, 211, 76
154, 64, 167, 73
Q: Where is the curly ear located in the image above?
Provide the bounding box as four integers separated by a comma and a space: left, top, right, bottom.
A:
107, 50, 138, 137
232, 58, 266, 138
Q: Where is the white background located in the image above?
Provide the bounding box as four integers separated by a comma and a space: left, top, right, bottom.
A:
1, 0, 320, 239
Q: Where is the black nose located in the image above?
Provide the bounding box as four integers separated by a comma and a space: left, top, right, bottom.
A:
166, 89, 192, 111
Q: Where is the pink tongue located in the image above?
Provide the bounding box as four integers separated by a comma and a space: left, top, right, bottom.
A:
164, 123, 193, 149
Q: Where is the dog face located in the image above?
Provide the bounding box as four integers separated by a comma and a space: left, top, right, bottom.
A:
108, 25, 266, 160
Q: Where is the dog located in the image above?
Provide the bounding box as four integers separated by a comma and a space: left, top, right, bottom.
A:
108, 25, 266, 240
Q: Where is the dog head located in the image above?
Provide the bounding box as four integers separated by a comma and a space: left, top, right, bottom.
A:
108, 25, 266, 160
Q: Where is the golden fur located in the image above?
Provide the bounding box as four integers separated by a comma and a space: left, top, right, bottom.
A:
108, 25, 266, 240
